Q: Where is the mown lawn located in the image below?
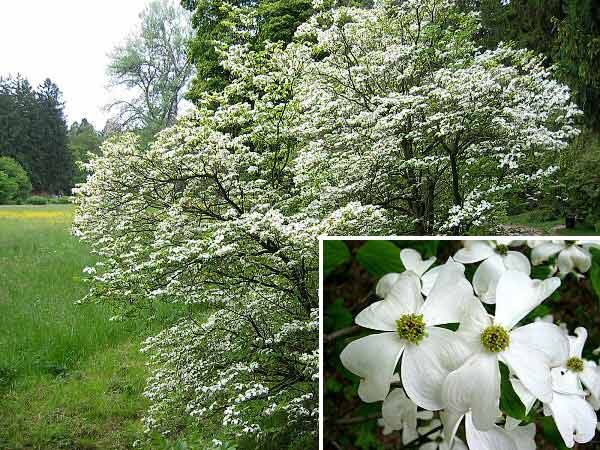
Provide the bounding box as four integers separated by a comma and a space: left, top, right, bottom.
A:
0, 205, 168, 450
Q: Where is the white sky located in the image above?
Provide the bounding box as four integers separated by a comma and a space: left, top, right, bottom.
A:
0, 0, 154, 130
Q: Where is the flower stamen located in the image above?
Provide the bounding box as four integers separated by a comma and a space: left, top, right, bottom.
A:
481, 325, 510, 353
396, 313, 427, 345
566, 357, 584, 373
495, 244, 509, 256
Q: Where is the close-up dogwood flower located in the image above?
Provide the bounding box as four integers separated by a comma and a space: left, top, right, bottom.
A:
442, 270, 568, 430
528, 240, 600, 276
341, 260, 473, 409
327, 240, 600, 449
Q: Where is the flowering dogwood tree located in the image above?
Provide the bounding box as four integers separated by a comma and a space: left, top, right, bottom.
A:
75, 0, 586, 447
294, 0, 581, 233
337, 240, 600, 449
74, 37, 385, 447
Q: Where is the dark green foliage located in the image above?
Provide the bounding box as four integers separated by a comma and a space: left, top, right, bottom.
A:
182, 0, 312, 103
355, 241, 404, 278
558, 130, 600, 225
0, 76, 73, 194
324, 240, 351, 277
498, 362, 527, 420
555, 0, 600, 127
476, 0, 600, 128
590, 248, 600, 303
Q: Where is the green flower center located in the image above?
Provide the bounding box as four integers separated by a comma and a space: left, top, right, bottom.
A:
496, 244, 509, 256
481, 325, 510, 353
396, 313, 427, 345
566, 240, 577, 246
566, 357, 584, 373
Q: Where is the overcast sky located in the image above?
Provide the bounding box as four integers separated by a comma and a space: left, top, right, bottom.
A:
1, 0, 154, 130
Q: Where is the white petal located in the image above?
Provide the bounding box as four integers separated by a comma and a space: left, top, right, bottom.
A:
381, 388, 419, 444
580, 361, 600, 402
510, 378, 537, 416
402, 327, 472, 410
440, 409, 464, 444
457, 297, 493, 351
421, 264, 443, 296
376, 272, 401, 298
497, 238, 523, 247
450, 438, 469, 450
569, 327, 588, 359
506, 423, 536, 450
356, 271, 423, 331
465, 412, 517, 450
502, 251, 531, 275
530, 241, 565, 265
340, 332, 405, 402
558, 246, 591, 274
454, 241, 496, 264
501, 341, 552, 403
400, 248, 436, 278
510, 322, 569, 367
548, 391, 597, 447
420, 261, 473, 327
551, 367, 586, 396
442, 352, 501, 431
473, 253, 506, 304
495, 271, 560, 330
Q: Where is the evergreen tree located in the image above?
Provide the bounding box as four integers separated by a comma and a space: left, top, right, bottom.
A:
0, 76, 74, 193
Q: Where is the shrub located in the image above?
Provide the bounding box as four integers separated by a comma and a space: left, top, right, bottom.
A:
26, 195, 49, 205
0, 170, 18, 204
0, 156, 32, 203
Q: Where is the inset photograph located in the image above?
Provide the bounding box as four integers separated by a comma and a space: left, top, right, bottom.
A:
323, 239, 600, 449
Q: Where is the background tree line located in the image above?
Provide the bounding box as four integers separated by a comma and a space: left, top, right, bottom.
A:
0, 76, 103, 199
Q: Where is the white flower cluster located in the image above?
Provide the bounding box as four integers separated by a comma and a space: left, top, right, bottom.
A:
341, 241, 600, 449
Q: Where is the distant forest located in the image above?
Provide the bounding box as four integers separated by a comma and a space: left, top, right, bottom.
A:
0, 76, 101, 194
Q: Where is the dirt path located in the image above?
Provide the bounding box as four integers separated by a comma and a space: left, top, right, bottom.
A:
499, 224, 547, 235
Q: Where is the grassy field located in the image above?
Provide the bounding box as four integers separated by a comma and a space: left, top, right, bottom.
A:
0, 205, 168, 450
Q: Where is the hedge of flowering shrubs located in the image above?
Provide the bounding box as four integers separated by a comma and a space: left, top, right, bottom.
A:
325, 239, 600, 449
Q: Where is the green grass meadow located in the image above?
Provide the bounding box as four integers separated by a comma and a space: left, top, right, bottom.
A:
0, 205, 157, 450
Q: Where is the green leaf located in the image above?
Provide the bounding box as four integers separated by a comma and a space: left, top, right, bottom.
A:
539, 416, 568, 450
589, 248, 600, 303
394, 240, 439, 258
323, 240, 351, 277
325, 298, 353, 332
499, 362, 526, 420
531, 264, 554, 280
356, 241, 404, 278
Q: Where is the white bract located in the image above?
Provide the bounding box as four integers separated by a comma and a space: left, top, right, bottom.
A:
454, 241, 530, 304
376, 248, 446, 297
528, 240, 599, 277
380, 388, 434, 443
